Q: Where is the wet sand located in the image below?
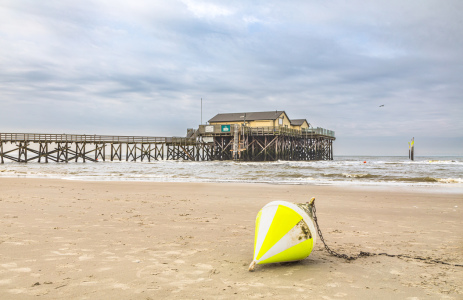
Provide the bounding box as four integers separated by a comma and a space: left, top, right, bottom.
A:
0, 178, 462, 299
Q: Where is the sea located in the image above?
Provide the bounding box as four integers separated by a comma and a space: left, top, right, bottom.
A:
1, 156, 462, 192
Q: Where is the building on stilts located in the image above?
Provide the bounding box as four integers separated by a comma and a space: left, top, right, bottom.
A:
197, 110, 335, 161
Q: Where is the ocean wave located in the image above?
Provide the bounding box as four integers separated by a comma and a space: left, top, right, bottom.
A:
394, 177, 438, 183
437, 178, 463, 184
427, 160, 459, 164
268, 172, 308, 178
341, 173, 381, 179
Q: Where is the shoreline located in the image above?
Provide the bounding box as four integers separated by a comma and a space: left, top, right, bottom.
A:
1, 174, 463, 195
1, 178, 462, 299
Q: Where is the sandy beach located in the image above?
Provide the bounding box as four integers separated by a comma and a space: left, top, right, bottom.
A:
0, 178, 461, 299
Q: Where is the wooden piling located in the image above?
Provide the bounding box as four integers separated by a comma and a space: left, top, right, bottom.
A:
0, 141, 4, 164
411, 137, 415, 161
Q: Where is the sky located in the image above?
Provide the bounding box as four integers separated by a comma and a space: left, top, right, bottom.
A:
1, 0, 462, 156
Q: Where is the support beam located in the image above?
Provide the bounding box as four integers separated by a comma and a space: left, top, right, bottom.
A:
0, 142, 4, 164
95, 143, 105, 161
56, 142, 69, 162
126, 144, 136, 161
18, 142, 28, 162
111, 144, 122, 161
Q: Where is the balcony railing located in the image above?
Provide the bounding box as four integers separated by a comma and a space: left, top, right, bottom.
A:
197, 125, 335, 138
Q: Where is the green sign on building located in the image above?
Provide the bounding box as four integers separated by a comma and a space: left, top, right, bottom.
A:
221, 125, 231, 132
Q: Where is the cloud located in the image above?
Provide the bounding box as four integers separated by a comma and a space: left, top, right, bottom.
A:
0, 0, 462, 154
182, 0, 234, 19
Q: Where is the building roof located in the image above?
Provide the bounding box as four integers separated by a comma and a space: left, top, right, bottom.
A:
208, 111, 286, 123
290, 119, 309, 126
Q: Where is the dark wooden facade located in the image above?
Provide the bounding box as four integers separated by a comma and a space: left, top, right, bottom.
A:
198, 125, 334, 161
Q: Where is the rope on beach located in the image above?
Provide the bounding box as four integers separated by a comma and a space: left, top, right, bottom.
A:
311, 200, 463, 268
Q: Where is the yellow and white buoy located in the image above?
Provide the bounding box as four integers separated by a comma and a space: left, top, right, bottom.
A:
249, 198, 317, 271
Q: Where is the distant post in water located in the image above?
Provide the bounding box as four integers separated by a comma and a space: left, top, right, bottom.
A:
408, 141, 411, 159
410, 138, 415, 161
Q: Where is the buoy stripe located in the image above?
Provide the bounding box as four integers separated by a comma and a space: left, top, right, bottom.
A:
253, 205, 278, 260
256, 205, 302, 261
254, 210, 262, 255
259, 239, 313, 265
257, 219, 312, 263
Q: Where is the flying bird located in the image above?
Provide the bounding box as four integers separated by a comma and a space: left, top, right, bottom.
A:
379, 105, 384, 107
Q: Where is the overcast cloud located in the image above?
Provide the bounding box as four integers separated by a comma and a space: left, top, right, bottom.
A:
1, 0, 462, 155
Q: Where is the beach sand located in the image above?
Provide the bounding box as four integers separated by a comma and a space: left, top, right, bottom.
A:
0, 178, 462, 299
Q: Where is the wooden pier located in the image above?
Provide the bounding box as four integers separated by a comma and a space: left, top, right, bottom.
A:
1, 127, 334, 163
0, 133, 206, 163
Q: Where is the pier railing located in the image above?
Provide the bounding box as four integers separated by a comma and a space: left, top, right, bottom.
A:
0, 133, 168, 144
